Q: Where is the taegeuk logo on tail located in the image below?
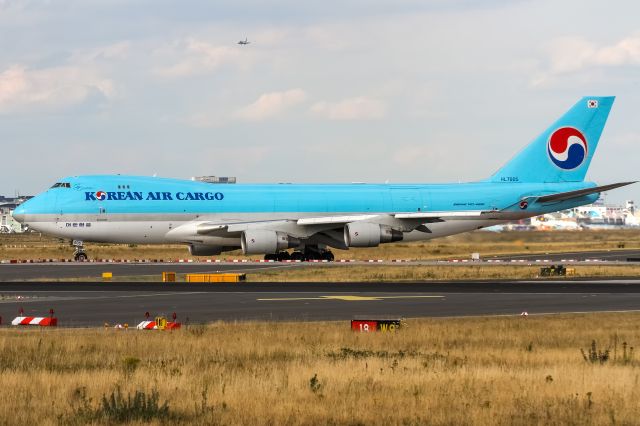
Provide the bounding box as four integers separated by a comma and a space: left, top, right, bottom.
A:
547, 127, 587, 170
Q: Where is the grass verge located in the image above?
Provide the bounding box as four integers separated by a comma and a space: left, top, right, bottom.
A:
20, 264, 640, 282
2, 313, 640, 424
247, 264, 640, 282
2, 229, 640, 261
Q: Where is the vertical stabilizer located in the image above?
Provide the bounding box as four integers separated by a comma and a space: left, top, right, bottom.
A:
489, 96, 614, 183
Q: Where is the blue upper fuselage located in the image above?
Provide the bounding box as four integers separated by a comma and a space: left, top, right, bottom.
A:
13, 175, 598, 218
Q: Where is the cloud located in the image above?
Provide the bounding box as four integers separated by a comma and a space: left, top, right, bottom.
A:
533, 33, 640, 86
311, 96, 386, 120
154, 38, 249, 78
595, 35, 640, 66
234, 88, 307, 121
78, 41, 132, 62
0, 64, 115, 113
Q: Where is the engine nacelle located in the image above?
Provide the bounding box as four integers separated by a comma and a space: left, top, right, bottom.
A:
344, 222, 403, 247
241, 230, 300, 255
188, 244, 223, 256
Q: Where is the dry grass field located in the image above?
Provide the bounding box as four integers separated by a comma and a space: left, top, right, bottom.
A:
2, 229, 640, 262
29, 264, 640, 283
1, 313, 640, 425
249, 264, 640, 282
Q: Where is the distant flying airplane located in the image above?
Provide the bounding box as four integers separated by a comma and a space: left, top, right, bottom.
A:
13, 97, 635, 262
237, 38, 250, 45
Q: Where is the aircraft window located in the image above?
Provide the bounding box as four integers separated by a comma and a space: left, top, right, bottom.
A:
51, 182, 71, 188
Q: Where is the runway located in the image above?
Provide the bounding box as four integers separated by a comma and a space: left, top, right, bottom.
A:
2, 281, 640, 327
488, 249, 640, 262
2, 249, 640, 327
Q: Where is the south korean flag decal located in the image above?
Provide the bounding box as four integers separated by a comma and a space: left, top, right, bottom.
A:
587, 99, 598, 108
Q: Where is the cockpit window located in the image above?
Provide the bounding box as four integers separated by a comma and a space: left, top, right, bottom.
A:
51, 182, 71, 188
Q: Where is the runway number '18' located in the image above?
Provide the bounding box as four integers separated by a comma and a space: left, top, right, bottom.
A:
351, 319, 402, 333
351, 320, 379, 332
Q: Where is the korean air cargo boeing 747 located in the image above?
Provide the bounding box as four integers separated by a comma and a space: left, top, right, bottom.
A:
12, 97, 635, 261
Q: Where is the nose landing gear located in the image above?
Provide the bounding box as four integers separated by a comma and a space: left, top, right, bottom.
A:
72, 240, 88, 262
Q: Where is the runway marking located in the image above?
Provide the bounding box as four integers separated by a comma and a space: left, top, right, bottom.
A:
257, 295, 445, 302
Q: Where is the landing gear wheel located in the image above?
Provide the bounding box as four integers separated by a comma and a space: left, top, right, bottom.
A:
264, 253, 277, 261
322, 251, 335, 262
72, 240, 87, 262
277, 251, 291, 261
290, 251, 305, 261
74, 252, 88, 262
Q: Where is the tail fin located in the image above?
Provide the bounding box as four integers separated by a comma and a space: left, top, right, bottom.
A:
489, 96, 614, 183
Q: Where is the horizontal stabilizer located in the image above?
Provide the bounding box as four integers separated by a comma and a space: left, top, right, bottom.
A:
535, 181, 636, 203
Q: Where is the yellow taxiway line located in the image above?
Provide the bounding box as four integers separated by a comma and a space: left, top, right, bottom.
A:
257, 295, 445, 302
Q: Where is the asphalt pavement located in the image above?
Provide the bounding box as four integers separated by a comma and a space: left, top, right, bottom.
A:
2, 280, 640, 327
2, 248, 640, 281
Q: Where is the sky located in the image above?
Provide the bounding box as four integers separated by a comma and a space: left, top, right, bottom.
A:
1, 0, 639, 204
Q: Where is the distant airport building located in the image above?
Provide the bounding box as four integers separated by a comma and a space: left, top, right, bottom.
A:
626, 200, 635, 215
191, 176, 237, 184
530, 213, 581, 230
486, 197, 639, 231
0, 196, 31, 233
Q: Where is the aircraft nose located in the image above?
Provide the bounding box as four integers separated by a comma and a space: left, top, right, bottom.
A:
11, 205, 26, 223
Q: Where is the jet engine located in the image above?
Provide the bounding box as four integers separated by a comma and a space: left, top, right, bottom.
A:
188, 244, 224, 256
344, 222, 403, 247
241, 230, 300, 255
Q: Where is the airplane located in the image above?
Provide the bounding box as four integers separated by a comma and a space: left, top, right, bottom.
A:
12, 96, 635, 262
237, 38, 250, 45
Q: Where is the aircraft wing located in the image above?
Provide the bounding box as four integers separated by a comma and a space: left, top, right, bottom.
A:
191, 210, 493, 237
195, 219, 296, 235
296, 211, 492, 225
192, 215, 383, 237
296, 214, 382, 225
529, 181, 636, 204
393, 211, 491, 220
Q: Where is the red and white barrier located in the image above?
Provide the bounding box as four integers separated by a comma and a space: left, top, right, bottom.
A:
136, 320, 181, 330
0, 257, 610, 265
12, 316, 57, 326
137, 321, 157, 330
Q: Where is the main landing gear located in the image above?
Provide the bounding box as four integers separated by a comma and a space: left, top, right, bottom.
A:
263, 251, 292, 262
263, 246, 335, 262
72, 240, 88, 262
